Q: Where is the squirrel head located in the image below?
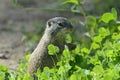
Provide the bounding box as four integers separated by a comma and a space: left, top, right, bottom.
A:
45, 17, 73, 36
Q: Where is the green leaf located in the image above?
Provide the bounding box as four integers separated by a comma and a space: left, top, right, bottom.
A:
93, 65, 104, 74
66, 34, 72, 43
81, 47, 90, 54
86, 16, 97, 27
111, 8, 117, 20
105, 50, 114, 58
100, 12, 116, 23
34, 69, 41, 79
99, 27, 110, 38
75, 45, 80, 53
62, 0, 79, 5
85, 70, 90, 75
91, 42, 100, 49
0, 65, 8, 72
71, 5, 80, 13
63, 49, 70, 57
103, 69, 114, 80
48, 44, 59, 55
112, 33, 120, 40
23, 73, 32, 80
93, 36, 102, 43
25, 54, 31, 61
118, 26, 120, 31
70, 72, 82, 80
9, 72, 17, 80
70, 74, 78, 80
0, 72, 5, 80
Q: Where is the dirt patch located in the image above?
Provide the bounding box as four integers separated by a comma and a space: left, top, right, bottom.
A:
0, 30, 25, 70
0, 31, 25, 60
0, 0, 39, 71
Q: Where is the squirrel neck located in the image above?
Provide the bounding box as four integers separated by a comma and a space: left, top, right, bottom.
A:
34, 32, 53, 54
27, 32, 53, 77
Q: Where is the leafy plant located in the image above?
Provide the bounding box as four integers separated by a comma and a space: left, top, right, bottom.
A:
33, 8, 120, 80
1, 0, 120, 79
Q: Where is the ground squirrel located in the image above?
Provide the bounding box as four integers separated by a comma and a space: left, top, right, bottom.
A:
27, 17, 73, 78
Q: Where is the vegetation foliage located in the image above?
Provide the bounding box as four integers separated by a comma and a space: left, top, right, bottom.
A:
1, 0, 120, 80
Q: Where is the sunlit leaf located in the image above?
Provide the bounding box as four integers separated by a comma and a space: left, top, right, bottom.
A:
48, 44, 59, 55
81, 47, 90, 54
105, 50, 114, 58
70, 74, 77, 80
112, 33, 120, 40
118, 26, 120, 31
91, 42, 100, 49
103, 69, 114, 80
62, 0, 79, 5
0, 65, 8, 72
93, 36, 102, 43
0, 72, 5, 80
86, 16, 97, 27
66, 34, 72, 43
93, 65, 104, 74
23, 73, 32, 80
99, 27, 110, 38
111, 8, 117, 20
100, 12, 116, 23
63, 49, 70, 57
25, 54, 31, 61
75, 45, 80, 53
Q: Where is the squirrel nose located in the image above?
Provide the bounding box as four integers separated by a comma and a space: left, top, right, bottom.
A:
59, 22, 73, 28
65, 22, 73, 29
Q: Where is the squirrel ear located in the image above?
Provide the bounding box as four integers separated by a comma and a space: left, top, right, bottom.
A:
47, 21, 55, 28
47, 21, 52, 27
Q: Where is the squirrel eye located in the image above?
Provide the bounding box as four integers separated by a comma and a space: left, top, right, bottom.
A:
58, 22, 64, 27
